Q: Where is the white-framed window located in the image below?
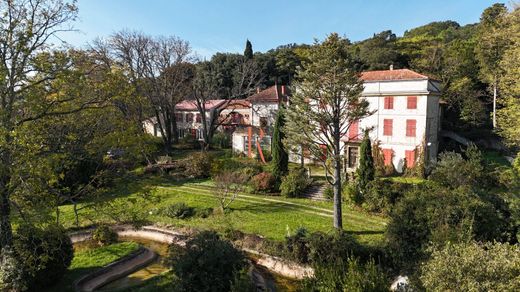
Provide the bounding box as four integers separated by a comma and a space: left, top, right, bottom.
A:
178, 128, 185, 139
196, 128, 204, 140
243, 136, 249, 152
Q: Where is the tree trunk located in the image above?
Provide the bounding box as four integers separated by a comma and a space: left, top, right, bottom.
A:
0, 184, 12, 249
333, 151, 343, 229
492, 81, 497, 129
333, 127, 343, 229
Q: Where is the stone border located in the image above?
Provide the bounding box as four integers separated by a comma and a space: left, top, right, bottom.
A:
74, 247, 157, 292
69, 224, 313, 290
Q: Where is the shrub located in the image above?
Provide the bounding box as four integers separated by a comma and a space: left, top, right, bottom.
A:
302, 257, 388, 292
420, 242, 520, 291
361, 179, 408, 214
168, 231, 246, 292
280, 167, 311, 198
385, 182, 514, 269
183, 152, 212, 178
285, 227, 310, 264
0, 248, 26, 291
323, 185, 333, 200
238, 165, 263, 181
307, 231, 367, 266
180, 134, 198, 148
196, 207, 214, 218
156, 155, 173, 164
164, 203, 195, 219
12, 225, 73, 289
211, 132, 231, 149
250, 171, 276, 193
92, 225, 118, 246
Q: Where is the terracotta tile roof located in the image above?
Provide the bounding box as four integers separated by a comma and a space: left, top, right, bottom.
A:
360, 69, 430, 82
247, 85, 289, 103
175, 99, 226, 111
225, 99, 251, 109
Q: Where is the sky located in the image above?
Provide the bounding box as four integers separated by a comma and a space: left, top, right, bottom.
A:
60, 0, 500, 58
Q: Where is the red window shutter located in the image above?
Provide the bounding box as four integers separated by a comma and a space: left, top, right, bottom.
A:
383, 149, 393, 166
383, 119, 393, 136
406, 119, 416, 137
190, 128, 196, 137
405, 150, 416, 167
384, 96, 394, 109
319, 144, 327, 160
349, 120, 359, 140
407, 96, 417, 109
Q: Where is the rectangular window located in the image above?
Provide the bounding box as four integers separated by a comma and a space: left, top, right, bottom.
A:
383, 149, 393, 166
348, 120, 359, 140
178, 128, 185, 139
405, 150, 416, 167
175, 113, 183, 122
384, 96, 394, 109
407, 96, 417, 109
243, 136, 249, 152
196, 129, 203, 140
406, 119, 417, 137
186, 113, 194, 123
348, 147, 359, 168
259, 117, 268, 128
196, 113, 201, 123
383, 119, 393, 136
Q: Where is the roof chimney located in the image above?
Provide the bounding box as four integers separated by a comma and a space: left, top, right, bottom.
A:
281, 85, 286, 96
389, 64, 394, 71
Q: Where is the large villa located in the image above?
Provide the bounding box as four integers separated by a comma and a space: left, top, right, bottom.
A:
145, 68, 442, 173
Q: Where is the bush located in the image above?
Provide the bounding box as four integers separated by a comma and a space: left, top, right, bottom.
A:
420, 242, 520, 291
302, 257, 389, 292
168, 231, 246, 292
164, 203, 195, 219
196, 207, 214, 218
180, 134, 198, 148
238, 165, 263, 181
211, 132, 231, 149
280, 167, 311, 198
12, 225, 73, 289
92, 225, 118, 246
385, 182, 514, 269
250, 171, 276, 193
361, 179, 408, 214
323, 185, 333, 200
285, 227, 310, 264
183, 152, 212, 178
0, 248, 26, 291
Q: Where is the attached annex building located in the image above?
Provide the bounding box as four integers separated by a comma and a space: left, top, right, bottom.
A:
144, 68, 441, 173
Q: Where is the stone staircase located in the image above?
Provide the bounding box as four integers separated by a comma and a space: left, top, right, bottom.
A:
302, 182, 329, 201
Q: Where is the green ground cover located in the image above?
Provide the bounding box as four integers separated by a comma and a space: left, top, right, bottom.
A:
46, 241, 140, 292
58, 174, 387, 245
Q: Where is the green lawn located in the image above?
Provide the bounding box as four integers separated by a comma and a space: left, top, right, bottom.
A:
58, 174, 387, 246
46, 241, 140, 292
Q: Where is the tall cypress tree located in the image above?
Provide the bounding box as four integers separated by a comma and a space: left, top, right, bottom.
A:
357, 130, 375, 191
271, 108, 289, 180
244, 39, 253, 59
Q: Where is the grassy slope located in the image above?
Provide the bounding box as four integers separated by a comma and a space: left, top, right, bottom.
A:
46, 242, 140, 292
58, 175, 387, 245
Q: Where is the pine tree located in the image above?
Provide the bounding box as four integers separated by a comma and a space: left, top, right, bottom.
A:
244, 39, 253, 59
356, 130, 375, 192
284, 34, 372, 229
271, 108, 289, 181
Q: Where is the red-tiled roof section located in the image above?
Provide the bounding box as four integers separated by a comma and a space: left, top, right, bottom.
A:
175, 99, 226, 111
247, 85, 289, 103
360, 69, 430, 82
